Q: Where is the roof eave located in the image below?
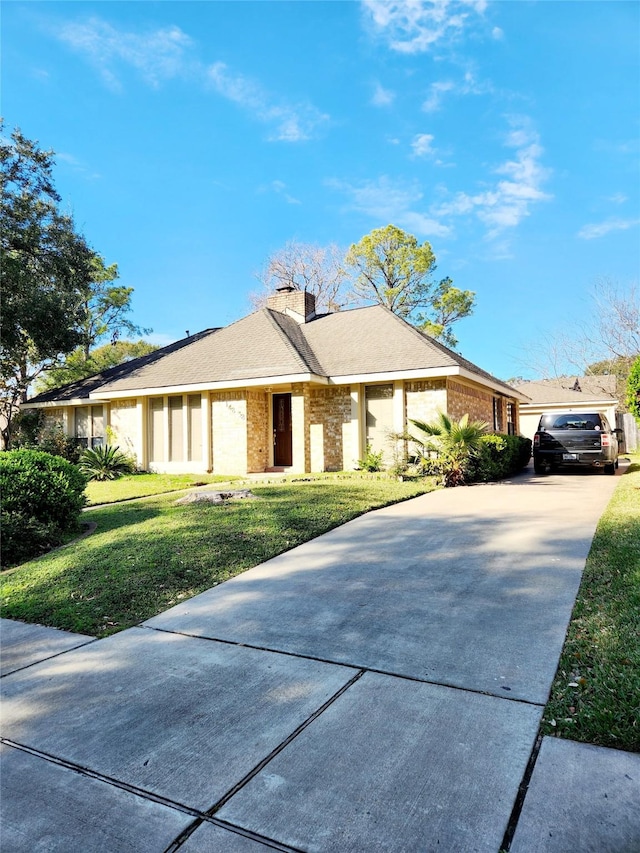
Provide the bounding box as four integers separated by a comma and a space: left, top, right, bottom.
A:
89, 373, 329, 399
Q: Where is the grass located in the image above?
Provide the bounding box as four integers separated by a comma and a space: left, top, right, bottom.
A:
542, 458, 640, 752
84, 472, 239, 505
1, 477, 437, 637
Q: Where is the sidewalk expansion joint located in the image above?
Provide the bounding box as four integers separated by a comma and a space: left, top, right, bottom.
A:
141, 624, 546, 707
162, 669, 365, 853
0, 738, 200, 819
499, 731, 544, 851
165, 816, 304, 853
0, 638, 100, 679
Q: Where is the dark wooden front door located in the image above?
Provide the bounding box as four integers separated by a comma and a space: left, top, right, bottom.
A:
273, 393, 293, 467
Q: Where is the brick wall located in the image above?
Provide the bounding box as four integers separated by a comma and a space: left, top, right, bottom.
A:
309, 386, 352, 471
447, 379, 495, 425
266, 289, 316, 321
211, 391, 248, 474
246, 390, 268, 472
405, 380, 447, 427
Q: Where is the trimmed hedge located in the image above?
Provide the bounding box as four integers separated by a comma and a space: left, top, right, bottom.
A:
0, 449, 87, 567
468, 434, 532, 483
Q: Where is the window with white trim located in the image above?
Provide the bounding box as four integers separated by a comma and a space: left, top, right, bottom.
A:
75, 406, 104, 448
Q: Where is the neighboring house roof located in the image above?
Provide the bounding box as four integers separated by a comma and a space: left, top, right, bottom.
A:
512, 375, 617, 406
26, 304, 523, 404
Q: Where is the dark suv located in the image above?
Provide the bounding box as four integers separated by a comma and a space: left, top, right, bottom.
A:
533, 411, 621, 475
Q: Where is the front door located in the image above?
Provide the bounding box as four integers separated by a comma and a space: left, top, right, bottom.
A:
273, 393, 292, 467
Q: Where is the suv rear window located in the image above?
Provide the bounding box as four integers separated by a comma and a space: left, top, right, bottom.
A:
539, 413, 602, 430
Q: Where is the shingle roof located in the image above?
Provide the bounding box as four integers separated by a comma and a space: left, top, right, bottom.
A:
512, 375, 617, 405
27, 304, 521, 402
27, 329, 219, 403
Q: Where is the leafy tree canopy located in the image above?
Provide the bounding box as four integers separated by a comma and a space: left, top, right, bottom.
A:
344, 224, 475, 347
37, 339, 159, 393
626, 356, 640, 422
0, 123, 148, 447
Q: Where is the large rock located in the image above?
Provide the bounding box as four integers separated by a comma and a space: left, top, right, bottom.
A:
175, 489, 257, 505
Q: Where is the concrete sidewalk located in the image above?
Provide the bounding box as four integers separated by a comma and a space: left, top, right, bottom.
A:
2, 466, 638, 851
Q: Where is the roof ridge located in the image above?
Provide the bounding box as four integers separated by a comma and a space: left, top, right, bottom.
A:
263, 308, 322, 375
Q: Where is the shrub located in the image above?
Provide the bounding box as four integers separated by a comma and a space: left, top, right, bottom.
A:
468, 434, 532, 482
410, 413, 490, 487
37, 425, 85, 464
0, 449, 87, 567
357, 443, 385, 472
10, 414, 84, 464
79, 444, 136, 481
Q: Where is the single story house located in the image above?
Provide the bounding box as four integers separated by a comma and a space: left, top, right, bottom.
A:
24, 287, 529, 475
512, 375, 618, 442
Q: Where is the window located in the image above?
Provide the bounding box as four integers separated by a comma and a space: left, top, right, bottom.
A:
148, 395, 203, 463
148, 398, 163, 462
492, 398, 502, 432
188, 395, 202, 461
168, 396, 184, 461
75, 406, 104, 448
540, 413, 602, 431
365, 384, 394, 456
507, 403, 516, 435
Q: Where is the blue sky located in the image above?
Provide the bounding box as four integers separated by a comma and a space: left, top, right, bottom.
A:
4, 0, 639, 380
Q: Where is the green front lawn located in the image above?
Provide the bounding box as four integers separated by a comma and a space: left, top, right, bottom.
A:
1, 477, 437, 637
542, 458, 640, 752
84, 472, 239, 505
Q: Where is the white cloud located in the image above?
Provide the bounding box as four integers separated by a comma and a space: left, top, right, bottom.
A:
435, 117, 552, 237
56, 152, 101, 180
578, 218, 640, 240
371, 81, 395, 107
422, 70, 492, 112
259, 180, 301, 205
51, 16, 328, 142
609, 193, 628, 205
361, 0, 488, 53
411, 133, 436, 157
329, 175, 451, 238
422, 80, 456, 112
54, 17, 193, 90
207, 61, 329, 142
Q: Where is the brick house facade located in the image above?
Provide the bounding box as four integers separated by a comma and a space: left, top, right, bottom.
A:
24, 288, 527, 475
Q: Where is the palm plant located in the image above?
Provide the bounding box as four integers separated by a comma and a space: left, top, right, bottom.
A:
79, 444, 135, 481
410, 412, 489, 487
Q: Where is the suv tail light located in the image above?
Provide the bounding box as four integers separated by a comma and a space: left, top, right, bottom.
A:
601, 433, 610, 447
533, 434, 540, 447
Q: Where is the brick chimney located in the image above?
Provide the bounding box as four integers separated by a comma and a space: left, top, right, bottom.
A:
266, 285, 316, 324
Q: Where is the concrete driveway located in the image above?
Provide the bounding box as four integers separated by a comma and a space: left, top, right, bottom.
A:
2, 463, 638, 852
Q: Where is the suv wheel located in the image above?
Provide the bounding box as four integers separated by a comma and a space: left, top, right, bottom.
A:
604, 462, 615, 475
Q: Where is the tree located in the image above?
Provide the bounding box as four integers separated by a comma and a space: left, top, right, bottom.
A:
252, 240, 349, 313
1, 125, 95, 447
520, 279, 639, 393
76, 255, 149, 360
344, 224, 475, 345
0, 124, 147, 447
37, 339, 158, 393
416, 277, 476, 349
627, 356, 640, 422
